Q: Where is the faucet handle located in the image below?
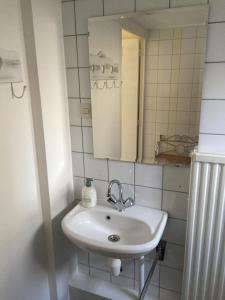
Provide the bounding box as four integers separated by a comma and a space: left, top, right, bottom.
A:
123, 197, 135, 208
107, 194, 118, 204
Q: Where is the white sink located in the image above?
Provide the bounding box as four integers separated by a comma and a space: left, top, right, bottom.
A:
62, 203, 168, 259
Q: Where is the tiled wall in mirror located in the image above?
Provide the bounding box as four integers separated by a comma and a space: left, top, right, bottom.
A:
88, 5, 208, 165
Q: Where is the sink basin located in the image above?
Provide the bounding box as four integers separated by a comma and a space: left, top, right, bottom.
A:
62, 203, 168, 258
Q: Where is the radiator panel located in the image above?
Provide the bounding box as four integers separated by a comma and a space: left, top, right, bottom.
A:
182, 152, 225, 300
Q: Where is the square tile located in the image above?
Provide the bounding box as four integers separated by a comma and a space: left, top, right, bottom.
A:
84, 154, 108, 180
104, 0, 135, 15
158, 70, 171, 83
206, 23, 225, 62
181, 38, 195, 54
62, 1, 75, 36
75, 0, 103, 34
108, 160, 134, 184
147, 41, 159, 55
202, 63, 225, 99
77, 35, 89, 67
72, 152, 84, 177
64, 36, 77, 67
69, 98, 81, 126
158, 55, 172, 69
160, 288, 180, 300
74, 176, 84, 200
90, 268, 111, 281
200, 100, 225, 134
160, 29, 173, 40
66, 68, 79, 98
163, 166, 190, 193
209, 0, 225, 22
79, 68, 91, 98
89, 253, 110, 271
136, 0, 169, 11
163, 218, 186, 245
162, 190, 188, 220
135, 164, 163, 188
160, 266, 183, 292
70, 126, 83, 152
161, 243, 185, 270
171, 0, 207, 7
82, 127, 93, 153
159, 40, 173, 55
135, 185, 162, 209
81, 99, 92, 126
198, 133, 225, 155
93, 180, 108, 203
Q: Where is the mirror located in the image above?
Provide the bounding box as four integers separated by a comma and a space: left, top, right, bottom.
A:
88, 5, 208, 165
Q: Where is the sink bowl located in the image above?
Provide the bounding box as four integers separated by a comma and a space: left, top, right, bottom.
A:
62, 203, 168, 258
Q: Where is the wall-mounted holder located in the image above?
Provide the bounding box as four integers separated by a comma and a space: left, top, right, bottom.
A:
0, 48, 27, 99
10, 82, 27, 99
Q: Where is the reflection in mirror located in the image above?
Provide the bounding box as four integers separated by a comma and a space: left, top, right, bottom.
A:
88, 5, 208, 165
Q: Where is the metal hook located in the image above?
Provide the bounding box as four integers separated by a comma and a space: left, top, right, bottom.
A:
10, 82, 26, 99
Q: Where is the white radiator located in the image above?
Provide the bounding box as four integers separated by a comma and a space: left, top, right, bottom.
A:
182, 151, 225, 300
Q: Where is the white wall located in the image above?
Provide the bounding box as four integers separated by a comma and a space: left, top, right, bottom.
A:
0, 1, 50, 299
199, 0, 225, 154
22, 0, 76, 299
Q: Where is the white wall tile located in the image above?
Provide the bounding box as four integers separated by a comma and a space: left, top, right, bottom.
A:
75, 0, 103, 34
74, 176, 84, 200
135, 261, 160, 286
79, 68, 91, 98
202, 63, 225, 99
161, 243, 185, 270
120, 259, 135, 279
206, 23, 225, 62
72, 152, 84, 177
89, 252, 110, 271
94, 180, 108, 203
200, 100, 225, 134
104, 0, 135, 15
160, 266, 183, 292
84, 154, 108, 180
136, 0, 169, 11
66, 68, 79, 98
112, 276, 134, 289
171, 0, 207, 7
198, 133, 225, 155
135, 185, 162, 209
163, 218, 186, 245
160, 288, 180, 300
209, 0, 225, 22
78, 263, 89, 275
135, 164, 163, 188
90, 268, 111, 281
64, 36, 77, 67
77, 35, 89, 67
69, 98, 81, 126
162, 190, 188, 220
81, 99, 92, 126
62, 1, 75, 35
82, 127, 93, 153
70, 126, 83, 152
77, 249, 88, 264
163, 166, 190, 193
108, 160, 134, 184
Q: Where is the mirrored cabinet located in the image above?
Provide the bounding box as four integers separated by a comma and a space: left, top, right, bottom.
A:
88, 5, 208, 165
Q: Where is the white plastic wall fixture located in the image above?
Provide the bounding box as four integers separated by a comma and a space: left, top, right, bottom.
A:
107, 258, 121, 276
0, 48, 22, 83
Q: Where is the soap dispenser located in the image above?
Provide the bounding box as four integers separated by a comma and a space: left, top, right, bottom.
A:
81, 178, 97, 208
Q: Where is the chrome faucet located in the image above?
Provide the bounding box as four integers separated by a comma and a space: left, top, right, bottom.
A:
107, 179, 135, 212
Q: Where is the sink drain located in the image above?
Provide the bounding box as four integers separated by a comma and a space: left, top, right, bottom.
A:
108, 234, 120, 242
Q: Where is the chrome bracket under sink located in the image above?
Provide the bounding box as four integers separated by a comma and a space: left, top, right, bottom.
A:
139, 240, 167, 300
